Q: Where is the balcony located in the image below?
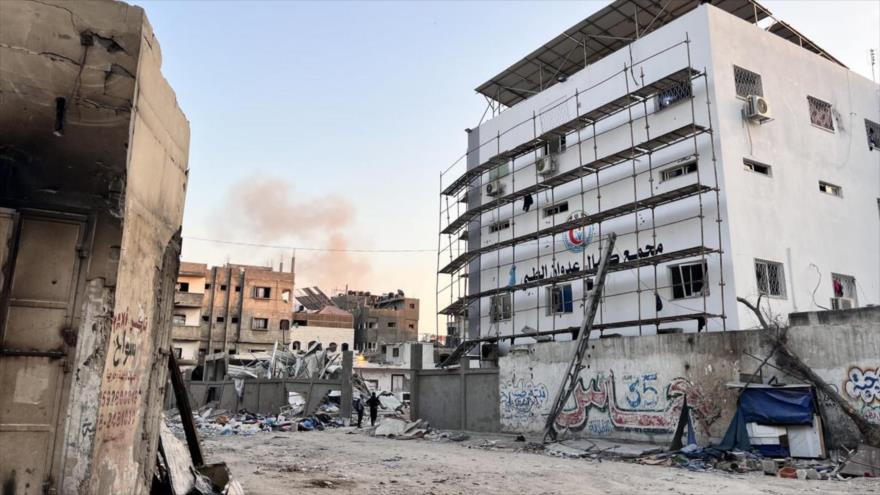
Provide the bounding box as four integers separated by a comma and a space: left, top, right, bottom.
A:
174, 291, 204, 308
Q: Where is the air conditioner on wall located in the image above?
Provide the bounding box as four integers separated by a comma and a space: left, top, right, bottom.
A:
536, 155, 557, 175
486, 180, 503, 196
831, 297, 855, 310
744, 95, 772, 123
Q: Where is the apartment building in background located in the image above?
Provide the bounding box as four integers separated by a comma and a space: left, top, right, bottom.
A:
436, 0, 880, 351
332, 289, 420, 351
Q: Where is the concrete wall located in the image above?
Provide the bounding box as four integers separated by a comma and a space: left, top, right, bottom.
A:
414, 360, 501, 432
497, 307, 880, 448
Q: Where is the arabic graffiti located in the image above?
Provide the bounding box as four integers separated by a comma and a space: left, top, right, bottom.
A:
500, 378, 549, 428
554, 371, 720, 434
844, 367, 879, 404
521, 242, 664, 285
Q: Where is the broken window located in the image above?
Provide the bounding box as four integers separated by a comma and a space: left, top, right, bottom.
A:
231, 316, 239, 324
280, 319, 290, 330
660, 161, 697, 182
294, 319, 308, 327
670, 262, 708, 299
408, 323, 414, 329
391, 374, 405, 392
489, 219, 510, 233
543, 201, 569, 218
172, 314, 186, 325
743, 159, 771, 176
733, 65, 763, 98
543, 135, 566, 155
547, 284, 573, 314
657, 80, 692, 110
252, 317, 268, 330
808, 96, 834, 130
292, 341, 301, 350
831, 273, 857, 309
201, 315, 210, 322
381, 345, 387, 354
205, 283, 211, 290
409, 303, 415, 309
216, 316, 225, 323
235, 285, 241, 292
173, 348, 183, 358
220, 284, 227, 291
387, 321, 396, 328
281, 289, 291, 302
755, 259, 786, 298
392, 347, 400, 358
253, 286, 271, 299
866, 119, 880, 150
490, 293, 512, 322
819, 181, 842, 197
177, 282, 190, 292
368, 321, 377, 329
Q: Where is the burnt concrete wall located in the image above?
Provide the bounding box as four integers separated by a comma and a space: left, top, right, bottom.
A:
498, 307, 880, 448
414, 361, 500, 432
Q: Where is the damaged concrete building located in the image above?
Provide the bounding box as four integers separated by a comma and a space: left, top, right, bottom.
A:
332, 289, 420, 351
1, 0, 189, 493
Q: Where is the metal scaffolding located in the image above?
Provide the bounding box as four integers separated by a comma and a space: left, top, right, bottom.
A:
436, 36, 726, 362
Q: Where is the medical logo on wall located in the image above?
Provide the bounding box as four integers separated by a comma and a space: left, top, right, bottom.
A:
562, 210, 594, 253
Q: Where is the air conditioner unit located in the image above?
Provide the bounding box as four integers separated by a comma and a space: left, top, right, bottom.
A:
744, 95, 772, 123
831, 297, 855, 310
486, 181, 503, 196
536, 155, 557, 175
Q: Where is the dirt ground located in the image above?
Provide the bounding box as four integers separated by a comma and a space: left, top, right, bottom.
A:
201, 428, 880, 495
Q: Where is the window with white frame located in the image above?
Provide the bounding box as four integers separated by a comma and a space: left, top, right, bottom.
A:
807, 96, 834, 131
743, 159, 772, 176
489, 219, 510, 233
490, 293, 511, 322
755, 259, 786, 298
543, 201, 569, 217
660, 161, 697, 182
669, 262, 708, 299
391, 374, 405, 392
819, 181, 842, 197
547, 284, 574, 314
733, 65, 763, 98
253, 286, 272, 299
251, 317, 269, 330
865, 119, 879, 150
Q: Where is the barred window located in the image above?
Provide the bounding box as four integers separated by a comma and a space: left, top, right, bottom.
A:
251, 317, 269, 330
866, 119, 880, 150
670, 262, 708, 299
808, 96, 834, 131
755, 259, 786, 298
660, 161, 697, 182
489, 219, 510, 233
734, 65, 763, 98
657, 81, 692, 110
543, 201, 569, 217
490, 293, 511, 322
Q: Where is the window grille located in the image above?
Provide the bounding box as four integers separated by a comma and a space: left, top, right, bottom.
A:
755, 259, 786, 298
734, 66, 763, 98
657, 80, 692, 110
670, 262, 708, 299
490, 293, 511, 322
865, 119, 880, 150
808, 96, 834, 130
543, 201, 569, 217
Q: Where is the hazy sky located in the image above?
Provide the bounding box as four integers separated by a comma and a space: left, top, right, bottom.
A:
132, 0, 880, 335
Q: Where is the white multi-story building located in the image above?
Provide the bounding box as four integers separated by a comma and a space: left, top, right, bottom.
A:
436, 0, 880, 349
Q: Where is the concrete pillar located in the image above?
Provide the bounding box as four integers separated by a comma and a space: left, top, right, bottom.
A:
459, 357, 469, 430
409, 344, 423, 420
340, 351, 353, 424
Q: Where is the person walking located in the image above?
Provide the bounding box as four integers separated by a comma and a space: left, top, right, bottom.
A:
353, 395, 365, 428
366, 392, 381, 426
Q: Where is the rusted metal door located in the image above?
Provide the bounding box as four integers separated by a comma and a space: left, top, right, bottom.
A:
0, 211, 85, 494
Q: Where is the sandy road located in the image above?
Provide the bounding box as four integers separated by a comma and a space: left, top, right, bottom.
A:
201, 428, 880, 495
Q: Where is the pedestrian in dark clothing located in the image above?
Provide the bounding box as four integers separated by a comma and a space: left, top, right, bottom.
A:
366, 392, 381, 426
354, 397, 365, 428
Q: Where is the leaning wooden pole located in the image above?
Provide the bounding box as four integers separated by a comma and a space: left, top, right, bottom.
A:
736, 297, 880, 448
543, 233, 616, 443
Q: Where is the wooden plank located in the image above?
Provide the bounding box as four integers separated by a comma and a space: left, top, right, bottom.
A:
168, 348, 204, 466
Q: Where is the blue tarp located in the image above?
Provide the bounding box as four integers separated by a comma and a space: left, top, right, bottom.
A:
740, 388, 814, 425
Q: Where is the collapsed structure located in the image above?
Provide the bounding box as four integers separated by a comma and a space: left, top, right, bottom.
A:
0, 0, 189, 492
436, 0, 880, 353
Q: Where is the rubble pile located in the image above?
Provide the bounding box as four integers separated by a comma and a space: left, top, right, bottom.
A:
227, 343, 342, 380
166, 399, 346, 437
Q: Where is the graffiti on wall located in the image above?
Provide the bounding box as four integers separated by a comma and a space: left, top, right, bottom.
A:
500, 377, 549, 428
844, 367, 879, 404
554, 371, 720, 434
